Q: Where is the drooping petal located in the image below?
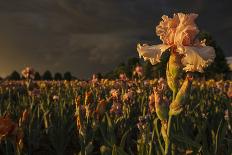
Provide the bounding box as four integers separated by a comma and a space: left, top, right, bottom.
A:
137, 44, 171, 65
177, 46, 215, 72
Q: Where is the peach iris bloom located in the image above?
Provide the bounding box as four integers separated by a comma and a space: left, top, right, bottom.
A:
137, 13, 215, 72
21, 67, 35, 79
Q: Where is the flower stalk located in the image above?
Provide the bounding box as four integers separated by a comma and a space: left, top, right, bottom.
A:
137, 13, 216, 155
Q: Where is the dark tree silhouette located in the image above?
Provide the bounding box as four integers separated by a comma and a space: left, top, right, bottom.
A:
34, 72, 41, 80
54, 72, 63, 81
43, 70, 53, 80
127, 57, 140, 78
143, 61, 153, 79
63, 72, 72, 81
8, 71, 21, 80
96, 73, 103, 80
104, 63, 128, 79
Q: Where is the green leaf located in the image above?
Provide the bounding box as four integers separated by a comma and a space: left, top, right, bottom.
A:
105, 113, 116, 144
172, 134, 201, 149
120, 128, 131, 148
99, 125, 113, 147
153, 118, 164, 155
214, 119, 227, 155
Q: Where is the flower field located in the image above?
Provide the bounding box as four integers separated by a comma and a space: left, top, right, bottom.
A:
0, 12, 232, 155
0, 78, 231, 155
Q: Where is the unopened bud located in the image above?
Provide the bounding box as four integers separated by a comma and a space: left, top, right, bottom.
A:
169, 75, 193, 116
154, 87, 169, 121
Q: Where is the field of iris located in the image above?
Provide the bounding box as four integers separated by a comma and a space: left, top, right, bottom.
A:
0, 77, 231, 155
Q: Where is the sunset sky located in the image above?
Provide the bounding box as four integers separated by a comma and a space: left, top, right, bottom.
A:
0, 0, 231, 78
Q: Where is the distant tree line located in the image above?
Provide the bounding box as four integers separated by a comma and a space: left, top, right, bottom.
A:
0, 32, 230, 81
5, 71, 76, 81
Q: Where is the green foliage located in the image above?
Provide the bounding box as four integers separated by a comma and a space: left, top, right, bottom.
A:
34, 72, 41, 80
63, 72, 72, 81
54, 72, 63, 81
43, 70, 53, 80
143, 61, 153, 79
104, 52, 170, 79
104, 63, 128, 79
127, 57, 141, 77
8, 71, 21, 80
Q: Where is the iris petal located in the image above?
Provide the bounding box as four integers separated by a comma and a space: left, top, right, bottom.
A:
137, 44, 171, 65
177, 46, 215, 72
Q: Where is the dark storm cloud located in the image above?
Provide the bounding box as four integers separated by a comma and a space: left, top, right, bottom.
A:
0, 0, 231, 78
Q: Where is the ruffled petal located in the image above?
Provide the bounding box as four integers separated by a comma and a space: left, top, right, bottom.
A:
177, 46, 215, 72
156, 14, 179, 45
174, 13, 199, 46
137, 44, 171, 65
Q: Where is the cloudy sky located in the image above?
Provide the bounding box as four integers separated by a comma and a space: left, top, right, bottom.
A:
0, 0, 231, 78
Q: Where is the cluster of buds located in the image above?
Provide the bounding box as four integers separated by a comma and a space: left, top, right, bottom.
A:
21, 67, 35, 80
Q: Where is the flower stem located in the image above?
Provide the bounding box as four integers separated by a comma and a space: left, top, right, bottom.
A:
165, 115, 172, 155
165, 89, 177, 155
